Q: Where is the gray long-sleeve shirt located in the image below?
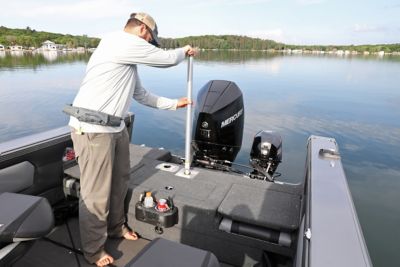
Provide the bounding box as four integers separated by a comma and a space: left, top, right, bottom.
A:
69, 30, 186, 133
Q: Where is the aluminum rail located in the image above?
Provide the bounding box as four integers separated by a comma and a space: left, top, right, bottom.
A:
184, 56, 193, 175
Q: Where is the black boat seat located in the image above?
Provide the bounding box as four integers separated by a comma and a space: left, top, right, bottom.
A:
0, 192, 54, 266
0, 161, 35, 194
125, 238, 220, 267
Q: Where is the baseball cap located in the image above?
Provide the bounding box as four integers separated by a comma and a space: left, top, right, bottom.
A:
130, 12, 160, 47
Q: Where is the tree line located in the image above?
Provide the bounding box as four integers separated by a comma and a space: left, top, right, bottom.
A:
0, 26, 100, 48
160, 35, 400, 53
1, 26, 399, 53
284, 44, 400, 53
159, 35, 284, 50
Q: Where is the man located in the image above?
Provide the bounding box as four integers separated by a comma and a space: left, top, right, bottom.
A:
68, 12, 197, 266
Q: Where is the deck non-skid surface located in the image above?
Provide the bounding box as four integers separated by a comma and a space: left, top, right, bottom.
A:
27, 144, 301, 267
14, 216, 233, 267
125, 145, 302, 265
17, 145, 236, 267
14, 217, 150, 267
63, 144, 171, 180
218, 183, 302, 231
126, 145, 303, 233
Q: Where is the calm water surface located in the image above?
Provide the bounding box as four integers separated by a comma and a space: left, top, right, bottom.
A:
0, 50, 399, 266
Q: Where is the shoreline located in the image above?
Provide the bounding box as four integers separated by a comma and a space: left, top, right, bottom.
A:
1, 48, 399, 57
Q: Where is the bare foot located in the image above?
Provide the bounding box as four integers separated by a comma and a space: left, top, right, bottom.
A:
95, 254, 114, 267
123, 231, 138, 240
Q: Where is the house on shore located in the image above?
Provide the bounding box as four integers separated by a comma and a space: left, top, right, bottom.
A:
41, 40, 57, 51
10, 45, 23, 51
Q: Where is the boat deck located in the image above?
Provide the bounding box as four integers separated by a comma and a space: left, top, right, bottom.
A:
15, 217, 233, 267
15, 143, 303, 266
14, 216, 150, 267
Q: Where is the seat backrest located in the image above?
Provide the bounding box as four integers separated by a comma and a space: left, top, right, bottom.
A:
0, 161, 35, 194
0, 192, 54, 243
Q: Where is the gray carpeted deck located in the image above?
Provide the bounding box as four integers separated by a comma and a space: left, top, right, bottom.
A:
60, 144, 302, 266
125, 145, 302, 266
14, 216, 234, 267
15, 144, 239, 267
13, 217, 150, 267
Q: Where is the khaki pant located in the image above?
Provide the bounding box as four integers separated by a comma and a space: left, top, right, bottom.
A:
71, 128, 130, 263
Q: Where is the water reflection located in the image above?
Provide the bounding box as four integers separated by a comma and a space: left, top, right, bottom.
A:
10, 51, 24, 57
41, 51, 59, 62
0, 51, 91, 70
1, 49, 399, 68
196, 50, 281, 63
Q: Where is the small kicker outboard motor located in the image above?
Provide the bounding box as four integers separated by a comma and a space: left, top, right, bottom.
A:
192, 80, 244, 166
250, 131, 282, 181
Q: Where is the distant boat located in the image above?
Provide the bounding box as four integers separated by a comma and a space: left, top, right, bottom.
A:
0, 44, 5, 51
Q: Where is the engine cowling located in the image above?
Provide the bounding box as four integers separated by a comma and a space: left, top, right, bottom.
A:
192, 80, 244, 162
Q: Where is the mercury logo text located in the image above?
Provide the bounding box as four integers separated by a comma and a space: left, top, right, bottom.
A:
221, 109, 243, 128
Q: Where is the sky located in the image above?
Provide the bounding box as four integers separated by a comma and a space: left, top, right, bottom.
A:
1, 0, 399, 45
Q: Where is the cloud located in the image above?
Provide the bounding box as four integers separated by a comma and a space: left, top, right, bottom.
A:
296, 0, 325, 6
384, 3, 400, 8
189, 0, 272, 8
3, 0, 135, 20
226, 0, 272, 4
247, 29, 284, 42
246, 29, 307, 45
353, 24, 386, 33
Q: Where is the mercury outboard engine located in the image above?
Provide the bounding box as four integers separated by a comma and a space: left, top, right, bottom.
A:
250, 131, 282, 181
192, 80, 244, 166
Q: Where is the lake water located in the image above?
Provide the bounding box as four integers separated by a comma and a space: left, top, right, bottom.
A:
1, 50, 399, 266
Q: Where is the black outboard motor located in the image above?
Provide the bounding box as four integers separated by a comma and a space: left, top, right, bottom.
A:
192, 80, 244, 165
250, 131, 282, 181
